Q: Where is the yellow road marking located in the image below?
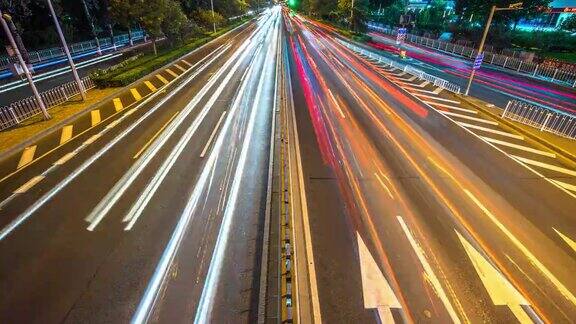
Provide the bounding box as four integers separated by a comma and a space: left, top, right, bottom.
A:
464, 189, 576, 306
513, 155, 576, 177
165, 68, 178, 78
174, 64, 187, 72
156, 74, 169, 85
14, 175, 45, 194
18, 146, 37, 169
133, 111, 180, 159
374, 172, 393, 199
181, 59, 192, 67
60, 125, 73, 145
54, 152, 76, 166
91, 110, 101, 126
481, 136, 556, 158
130, 88, 142, 101
550, 179, 576, 193
144, 81, 157, 92
113, 98, 124, 111
553, 228, 576, 253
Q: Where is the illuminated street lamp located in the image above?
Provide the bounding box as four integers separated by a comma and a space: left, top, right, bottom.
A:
464, 2, 524, 95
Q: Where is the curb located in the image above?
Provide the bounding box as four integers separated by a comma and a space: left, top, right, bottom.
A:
457, 94, 576, 168
0, 19, 253, 163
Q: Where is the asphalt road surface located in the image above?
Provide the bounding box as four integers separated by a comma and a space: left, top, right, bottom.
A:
0, 7, 281, 324
285, 13, 576, 324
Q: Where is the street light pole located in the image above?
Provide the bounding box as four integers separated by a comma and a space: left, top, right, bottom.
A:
0, 10, 50, 119
46, 0, 86, 100
81, 0, 101, 55
464, 3, 523, 95
210, 0, 217, 33
350, 0, 355, 30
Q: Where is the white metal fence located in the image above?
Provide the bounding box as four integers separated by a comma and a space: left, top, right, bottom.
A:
0, 77, 95, 131
368, 24, 576, 88
0, 31, 145, 70
339, 39, 462, 94
502, 100, 576, 139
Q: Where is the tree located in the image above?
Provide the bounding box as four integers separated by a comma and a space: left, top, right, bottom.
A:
161, 0, 188, 44
338, 0, 369, 31
561, 14, 576, 32
108, 0, 135, 45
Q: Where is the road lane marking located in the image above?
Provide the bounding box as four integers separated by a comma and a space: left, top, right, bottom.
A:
53, 152, 76, 166
417, 94, 460, 104
144, 81, 157, 92
59, 125, 73, 145
433, 87, 443, 94
357, 232, 401, 322
165, 68, 178, 78
18, 146, 37, 169
200, 110, 227, 158
512, 155, 576, 177
181, 59, 192, 67
458, 122, 524, 140
106, 119, 121, 129
91, 110, 101, 126
424, 101, 477, 114
374, 172, 394, 199
481, 136, 556, 158
113, 97, 124, 111
553, 228, 576, 253
550, 179, 576, 193
327, 89, 345, 118
133, 111, 180, 159
14, 175, 45, 194
401, 86, 438, 94
464, 189, 576, 306
441, 111, 499, 125
396, 216, 462, 323
156, 74, 169, 85
130, 88, 142, 101
84, 134, 101, 145
455, 230, 531, 324
174, 64, 187, 72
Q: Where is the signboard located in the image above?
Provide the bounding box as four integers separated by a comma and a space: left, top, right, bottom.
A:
396, 28, 407, 44
473, 53, 485, 70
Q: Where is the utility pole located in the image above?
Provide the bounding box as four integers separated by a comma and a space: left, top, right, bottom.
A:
210, 0, 217, 33
46, 0, 86, 100
0, 10, 50, 119
464, 3, 523, 95
350, 0, 355, 30
81, 0, 102, 55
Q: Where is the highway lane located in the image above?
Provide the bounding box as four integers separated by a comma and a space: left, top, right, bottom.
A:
364, 30, 576, 115
286, 13, 576, 323
0, 8, 280, 323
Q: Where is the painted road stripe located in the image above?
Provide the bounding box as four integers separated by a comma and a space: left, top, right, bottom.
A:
482, 136, 556, 158
133, 111, 180, 159
144, 81, 157, 92
113, 97, 124, 111
402, 86, 438, 95
397, 216, 462, 323
200, 111, 227, 158
442, 111, 499, 125
18, 146, 37, 169
433, 87, 443, 94
397, 79, 429, 88
130, 88, 142, 101
418, 94, 460, 104
553, 228, 576, 253
181, 59, 192, 67
91, 110, 101, 126
174, 64, 187, 72
513, 155, 576, 177
14, 176, 45, 194
54, 152, 77, 166
458, 122, 524, 140
84, 134, 101, 145
424, 101, 477, 114
374, 172, 393, 199
60, 125, 73, 145
165, 68, 178, 78
156, 74, 169, 85
550, 179, 576, 193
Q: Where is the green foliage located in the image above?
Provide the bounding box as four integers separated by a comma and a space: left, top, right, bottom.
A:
414, 0, 448, 34
561, 15, 576, 31
195, 9, 225, 30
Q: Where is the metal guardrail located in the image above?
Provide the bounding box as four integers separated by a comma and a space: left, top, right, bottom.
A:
0, 31, 144, 70
368, 24, 576, 88
502, 100, 576, 139
339, 39, 462, 94
0, 76, 95, 131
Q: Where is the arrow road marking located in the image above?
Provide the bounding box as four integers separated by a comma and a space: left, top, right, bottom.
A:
455, 230, 532, 323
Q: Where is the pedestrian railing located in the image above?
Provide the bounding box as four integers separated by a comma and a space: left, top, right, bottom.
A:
338, 39, 462, 94
367, 24, 576, 88
0, 76, 95, 131
0, 31, 144, 70
502, 100, 576, 140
